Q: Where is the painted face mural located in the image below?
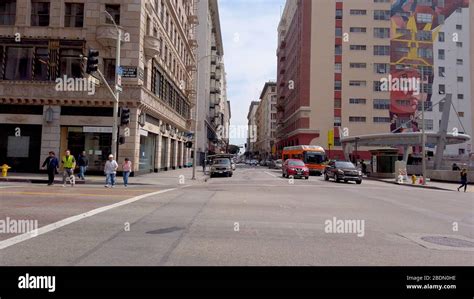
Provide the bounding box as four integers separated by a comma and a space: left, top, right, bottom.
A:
389, 0, 469, 133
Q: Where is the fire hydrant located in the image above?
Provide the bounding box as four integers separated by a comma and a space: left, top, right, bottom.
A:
1, 164, 11, 177
411, 174, 417, 185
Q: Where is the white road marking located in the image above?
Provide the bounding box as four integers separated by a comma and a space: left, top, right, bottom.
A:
0, 188, 178, 250
0, 185, 22, 189
264, 171, 277, 178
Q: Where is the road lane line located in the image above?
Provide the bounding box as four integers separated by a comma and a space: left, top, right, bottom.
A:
0, 188, 177, 250
264, 171, 277, 178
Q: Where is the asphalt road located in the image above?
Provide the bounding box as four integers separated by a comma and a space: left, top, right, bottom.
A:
0, 165, 473, 266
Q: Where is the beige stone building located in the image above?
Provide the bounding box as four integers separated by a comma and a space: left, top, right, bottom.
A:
0, 0, 198, 174
255, 82, 277, 160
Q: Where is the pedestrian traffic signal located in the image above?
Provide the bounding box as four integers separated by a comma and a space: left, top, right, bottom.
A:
186, 141, 193, 148
86, 49, 99, 74
121, 108, 130, 125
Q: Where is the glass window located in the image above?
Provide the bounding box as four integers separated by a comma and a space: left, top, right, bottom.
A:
60, 48, 83, 78
34, 47, 49, 81
31, 1, 50, 26
65, 3, 84, 27
438, 32, 445, 42
0, 0, 16, 25
4, 47, 33, 80
103, 58, 116, 83
373, 99, 390, 109
374, 10, 390, 20
416, 13, 432, 23
105, 4, 120, 25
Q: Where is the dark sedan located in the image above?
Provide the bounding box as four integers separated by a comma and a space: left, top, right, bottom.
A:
324, 161, 362, 184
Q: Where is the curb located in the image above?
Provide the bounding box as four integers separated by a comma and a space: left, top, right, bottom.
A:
0, 177, 154, 186
364, 177, 454, 191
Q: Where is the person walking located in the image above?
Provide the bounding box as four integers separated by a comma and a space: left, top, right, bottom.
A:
457, 168, 468, 192
122, 158, 132, 187
104, 154, 119, 188
41, 151, 59, 186
61, 150, 76, 187
77, 151, 89, 180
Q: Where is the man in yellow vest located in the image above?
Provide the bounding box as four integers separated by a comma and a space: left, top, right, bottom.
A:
61, 150, 76, 187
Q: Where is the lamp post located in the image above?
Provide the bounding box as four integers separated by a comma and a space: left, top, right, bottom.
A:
104, 10, 121, 159
192, 54, 219, 180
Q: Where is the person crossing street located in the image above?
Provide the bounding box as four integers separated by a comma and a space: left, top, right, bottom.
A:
61, 150, 76, 187
41, 151, 59, 186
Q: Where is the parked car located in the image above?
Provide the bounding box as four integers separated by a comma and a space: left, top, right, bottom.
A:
282, 159, 309, 179
275, 159, 283, 169
324, 160, 362, 184
210, 158, 233, 178
250, 159, 258, 166
267, 160, 276, 169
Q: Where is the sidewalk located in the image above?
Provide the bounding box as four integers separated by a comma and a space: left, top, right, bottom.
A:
0, 167, 207, 186
365, 176, 467, 192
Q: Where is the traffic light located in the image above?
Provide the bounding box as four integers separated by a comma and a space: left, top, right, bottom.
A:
121, 108, 130, 125
86, 49, 99, 74
186, 141, 193, 148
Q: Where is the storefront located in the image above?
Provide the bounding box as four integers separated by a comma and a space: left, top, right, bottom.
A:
138, 129, 156, 173
60, 126, 112, 173
0, 124, 42, 173
161, 136, 168, 171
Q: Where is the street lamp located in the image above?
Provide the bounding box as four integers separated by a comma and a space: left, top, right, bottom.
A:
103, 10, 121, 159
192, 54, 219, 180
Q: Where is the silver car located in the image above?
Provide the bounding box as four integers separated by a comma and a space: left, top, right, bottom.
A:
210, 158, 233, 178
275, 159, 283, 169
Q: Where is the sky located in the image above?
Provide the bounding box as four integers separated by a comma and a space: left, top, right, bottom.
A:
218, 0, 285, 147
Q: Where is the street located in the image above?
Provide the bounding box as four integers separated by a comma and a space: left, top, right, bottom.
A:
0, 165, 473, 266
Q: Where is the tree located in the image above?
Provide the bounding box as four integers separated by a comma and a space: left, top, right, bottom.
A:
228, 144, 240, 155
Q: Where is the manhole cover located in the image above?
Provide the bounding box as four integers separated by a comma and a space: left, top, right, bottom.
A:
146, 226, 184, 235
421, 236, 474, 248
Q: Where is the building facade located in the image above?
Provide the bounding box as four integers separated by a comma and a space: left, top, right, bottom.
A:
275, 0, 472, 161
255, 82, 277, 160
195, 0, 228, 163
0, 0, 198, 174
246, 101, 259, 156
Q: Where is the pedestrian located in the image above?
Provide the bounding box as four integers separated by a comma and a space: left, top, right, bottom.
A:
122, 158, 132, 187
360, 159, 367, 175
201, 155, 206, 173
77, 151, 89, 180
41, 151, 59, 186
457, 168, 468, 192
104, 154, 119, 188
452, 163, 460, 171
61, 150, 76, 187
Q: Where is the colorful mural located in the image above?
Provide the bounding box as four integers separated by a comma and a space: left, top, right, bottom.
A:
389, 0, 469, 133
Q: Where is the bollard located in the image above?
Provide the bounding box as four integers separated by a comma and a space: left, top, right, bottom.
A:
1, 164, 11, 177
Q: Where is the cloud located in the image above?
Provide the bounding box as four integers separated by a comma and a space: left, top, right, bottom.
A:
219, 0, 284, 146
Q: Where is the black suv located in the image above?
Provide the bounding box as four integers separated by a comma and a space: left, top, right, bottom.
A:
324, 161, 362, 184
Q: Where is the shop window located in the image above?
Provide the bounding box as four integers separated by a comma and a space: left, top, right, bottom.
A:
65, 3, 84, 28
31, 1, 50, 26
4, 47, 33, 80
0, 0, 16, 25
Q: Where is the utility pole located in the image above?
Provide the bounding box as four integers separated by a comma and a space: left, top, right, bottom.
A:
420, 67, 426, 185
105, 11, 121, 159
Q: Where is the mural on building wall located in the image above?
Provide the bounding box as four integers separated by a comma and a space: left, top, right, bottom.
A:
389, 0, 469, 133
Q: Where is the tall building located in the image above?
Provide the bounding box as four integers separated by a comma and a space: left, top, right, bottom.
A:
255, 82, 277, 160
246, 101, 259, 155
195, 0, 228, 161
275, 0, 471, 160
0, 0, 197, 174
